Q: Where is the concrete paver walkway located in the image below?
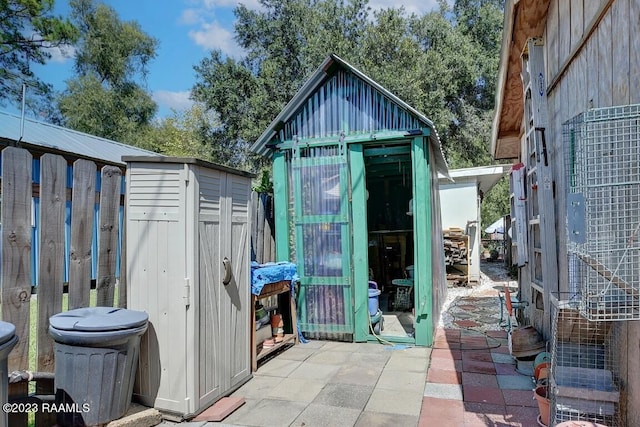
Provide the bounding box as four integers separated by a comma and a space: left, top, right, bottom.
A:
423, 328, 538, 426
158, 263, 541, 426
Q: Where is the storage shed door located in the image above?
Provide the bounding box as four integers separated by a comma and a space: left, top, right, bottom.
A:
292, 143, 354, 338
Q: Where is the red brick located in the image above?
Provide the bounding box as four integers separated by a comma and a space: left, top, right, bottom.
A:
491, 343, 511, 354
502, 389, 537, 407
429, 356, 462, 372
434, 328, 461, 341
431, 348, 462, 360
454, 319, 481, 328
426, 368, 462, 384
419, 397, 464, 426
433, 338, 460, 350
463, 402, 508, 426
462, 350, 493, 363
495, 362, 519, 376
461, 372, 499, 388
462, 359, 496, 374
504, 405, 541, 426
463, 386, 505, 405
193, 397, 245, 422
486, 330, 508, 339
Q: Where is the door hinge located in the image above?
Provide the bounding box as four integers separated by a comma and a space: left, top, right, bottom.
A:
183, 278, 191, 307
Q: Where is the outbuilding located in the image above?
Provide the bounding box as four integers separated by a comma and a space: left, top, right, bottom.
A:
439, 165, 509, 284
250, 54, 449, 346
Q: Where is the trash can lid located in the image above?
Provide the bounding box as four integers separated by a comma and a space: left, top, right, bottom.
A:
0, 322, 16, 345
49, 307, 148, 332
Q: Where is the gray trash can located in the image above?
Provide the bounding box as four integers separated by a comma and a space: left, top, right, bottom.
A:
49, 307, 148, 427
0, 322, 18, 427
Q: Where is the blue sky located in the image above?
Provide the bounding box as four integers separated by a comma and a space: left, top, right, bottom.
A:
13, 0, 442, 120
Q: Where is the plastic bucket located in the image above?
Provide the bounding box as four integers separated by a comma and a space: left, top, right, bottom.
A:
368, 288, 381, 315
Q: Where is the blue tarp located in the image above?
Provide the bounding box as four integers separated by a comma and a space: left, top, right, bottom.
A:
251, 261, 298, 296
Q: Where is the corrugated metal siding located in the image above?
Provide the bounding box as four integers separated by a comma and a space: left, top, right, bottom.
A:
0, 111, 156, 165
430, 144, 447, 331
278, 70, 422, 142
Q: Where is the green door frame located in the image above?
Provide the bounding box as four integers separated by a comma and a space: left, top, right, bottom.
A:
411, 131, 434, 346
350, 143, 370, 342
350, 130, 433, 345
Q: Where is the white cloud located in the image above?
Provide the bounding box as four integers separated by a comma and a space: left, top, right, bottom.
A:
181, 0, 444, 57
368, 0, 442, 15
180, 8, 201, 25
153, 90, 195, 111
46, 44, 76, 63
202, 0, 261, 10
188, 21, 240, 57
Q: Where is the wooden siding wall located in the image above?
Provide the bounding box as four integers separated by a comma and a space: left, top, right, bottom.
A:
0, 146, 124, 427
543, 0, 640, 424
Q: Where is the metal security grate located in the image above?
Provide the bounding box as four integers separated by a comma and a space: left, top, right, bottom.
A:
564, 104, 640, 320
549, 294, 621, 426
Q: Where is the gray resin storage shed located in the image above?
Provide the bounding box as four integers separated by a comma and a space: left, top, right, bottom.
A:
124, 157, 254, 418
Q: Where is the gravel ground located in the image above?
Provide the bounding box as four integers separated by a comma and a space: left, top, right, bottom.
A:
439, 261, 518, 332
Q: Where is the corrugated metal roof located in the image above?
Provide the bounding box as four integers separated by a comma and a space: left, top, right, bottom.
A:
0, 111, 157, 165
250, 53, 449, 176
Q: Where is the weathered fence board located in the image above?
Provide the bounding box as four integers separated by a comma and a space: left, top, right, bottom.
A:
251, 192, 276, 264
35, 154, 66, 427
0, 145, 273, 426
96, 166, 122, 306
68, 159, 97, 309
1, 147, 32, 427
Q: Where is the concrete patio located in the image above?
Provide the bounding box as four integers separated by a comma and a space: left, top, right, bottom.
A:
157, 331, 539, 427
156, 264, 541, 427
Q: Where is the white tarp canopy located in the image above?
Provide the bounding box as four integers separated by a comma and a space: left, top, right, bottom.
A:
484, 217, 505, 234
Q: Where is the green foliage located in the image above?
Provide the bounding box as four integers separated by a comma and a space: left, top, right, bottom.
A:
191, 0, 504, 172
137, 104, 220, 162
253, 169, 273, 193
57, 0, 157, 143
0, 0, 78, 111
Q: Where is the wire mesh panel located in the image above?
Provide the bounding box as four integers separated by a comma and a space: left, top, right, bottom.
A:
550, 294, 621, 426
564, 104, 640, 320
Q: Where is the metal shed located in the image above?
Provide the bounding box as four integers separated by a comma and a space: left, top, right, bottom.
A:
124, 157, 254, 418
250, 54, 449, 346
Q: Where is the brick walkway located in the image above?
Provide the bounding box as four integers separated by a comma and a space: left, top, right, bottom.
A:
419, 328, 541, 426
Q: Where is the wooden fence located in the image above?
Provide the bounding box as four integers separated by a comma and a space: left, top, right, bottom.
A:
0, 145, 275, 426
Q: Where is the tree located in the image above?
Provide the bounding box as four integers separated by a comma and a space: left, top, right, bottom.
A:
192, 0, 504, 171
0, 0, 78, 111
138, 104, 221, 162
57, 0, 157, 143
192, 0, 373, 170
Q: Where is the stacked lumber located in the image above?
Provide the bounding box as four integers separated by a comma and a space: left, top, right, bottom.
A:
444, 227, 469, 286
443, 228, 468, 266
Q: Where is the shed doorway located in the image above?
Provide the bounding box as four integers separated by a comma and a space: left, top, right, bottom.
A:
361, 141, 416, 341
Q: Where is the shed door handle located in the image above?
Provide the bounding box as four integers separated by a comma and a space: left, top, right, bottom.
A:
222, 257, 232, 285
